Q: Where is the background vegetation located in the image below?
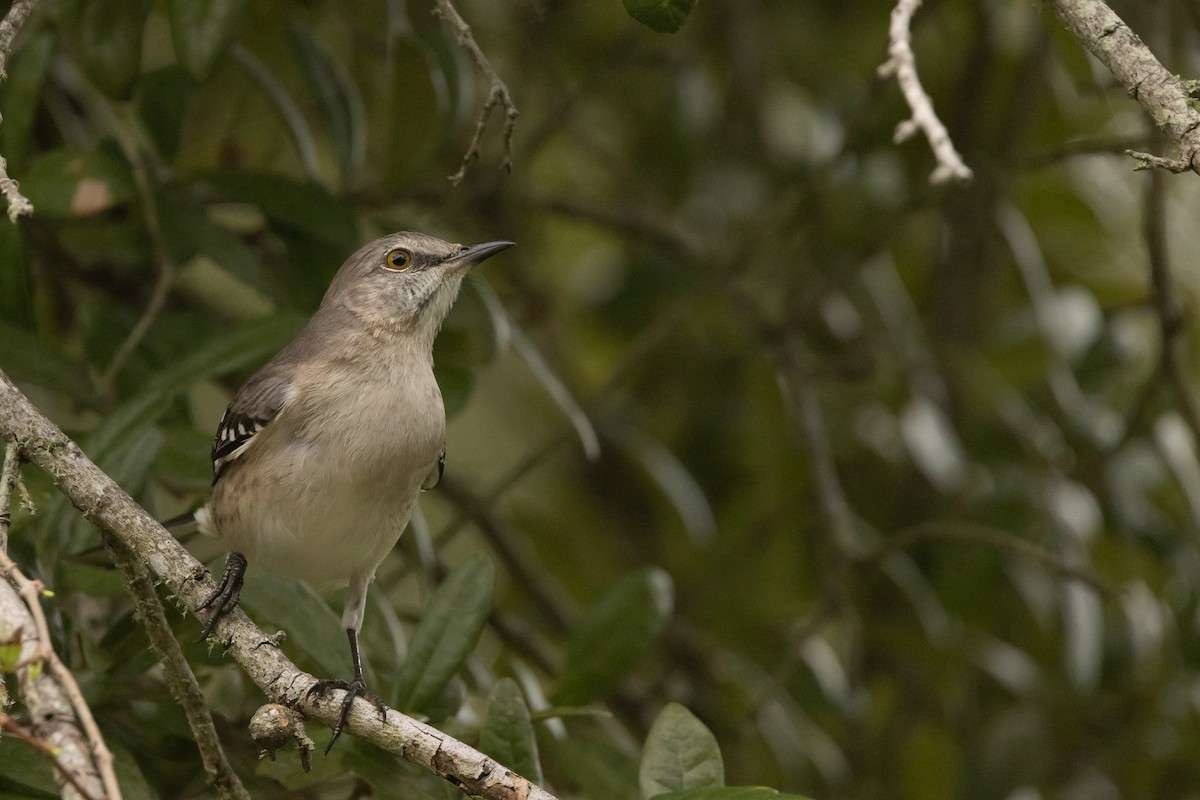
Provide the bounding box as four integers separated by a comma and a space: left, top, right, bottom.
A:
3, 0, 1200, 798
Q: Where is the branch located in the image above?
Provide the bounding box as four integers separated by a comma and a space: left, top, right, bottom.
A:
0, 440, 20, 551
878, 0, 973, 184
431, 0, 519, 185
0, 0, 40, 221
100, 530, 252, 800
0, 368, 558, 800
1050, 0, 1200, 176
0, 712, 99, 800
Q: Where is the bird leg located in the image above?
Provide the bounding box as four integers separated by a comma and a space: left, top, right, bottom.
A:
197, 552, 247, 640
307, 626, 386, 753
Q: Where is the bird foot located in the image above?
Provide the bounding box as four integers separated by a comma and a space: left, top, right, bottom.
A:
307, 677, 386, 753
197, 552, 247, 641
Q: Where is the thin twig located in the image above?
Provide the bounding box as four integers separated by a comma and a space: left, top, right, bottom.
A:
878, 0, 973, 184
431, 0, 519, 185
96, 105, 174, 397
0, 0, 40, 221
1050, 0, 1200, 176
864, 522, 1115, 595
0, 368, 559, 800
0, 549, 122, 799
100, 530, 252, 800
1142, 159, 1200, 440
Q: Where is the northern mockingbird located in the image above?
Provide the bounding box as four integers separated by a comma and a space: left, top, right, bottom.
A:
185, 231, 512, 750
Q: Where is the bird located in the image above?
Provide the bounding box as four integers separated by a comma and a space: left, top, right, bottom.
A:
182, 231, 512, 751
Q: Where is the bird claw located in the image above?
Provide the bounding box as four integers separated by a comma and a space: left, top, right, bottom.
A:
197, 552, 247, 641
307, 677, 386, 753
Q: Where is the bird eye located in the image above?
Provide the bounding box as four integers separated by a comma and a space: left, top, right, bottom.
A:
385, 249, 412, 271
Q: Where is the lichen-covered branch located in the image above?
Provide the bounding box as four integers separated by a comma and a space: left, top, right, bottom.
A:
1050, 0, 1200, 175
431, 0, 519, 185
0, 0, 40, 220
0, 368, 558, 800
100, 530, 252, 800
878, 0, 973, 184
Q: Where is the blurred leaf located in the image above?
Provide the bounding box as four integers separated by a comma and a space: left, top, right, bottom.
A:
199, 169, 356, 249
21, 148, 135, 218
0, 323, 86, 398
0, 738, 56, 796
0, 224, 30, 327
287, 24, 366, 185
111, 741, 155, 800
393, 553, 495, 715
73, 0, 152, 98
640, 703, 724, 797
136, 67, 195, 161
432, 359, 476, 418
554, 568, 673, 705
480, 678, 544, 785
540, 724, 641, 800
653, 789, 815, 800
239, 573, 357, 683
0, 32, 54, 172
229, 45, 321, 179
623, 0, 697, 33
168, 0, 245, 80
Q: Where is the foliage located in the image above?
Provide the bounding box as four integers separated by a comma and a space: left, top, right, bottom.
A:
3, 0, 1200, 798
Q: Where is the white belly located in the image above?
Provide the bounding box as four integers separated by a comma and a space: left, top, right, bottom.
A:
203, 364, 445, 587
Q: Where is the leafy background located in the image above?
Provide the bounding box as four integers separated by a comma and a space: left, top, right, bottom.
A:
2, 0, 1200, 798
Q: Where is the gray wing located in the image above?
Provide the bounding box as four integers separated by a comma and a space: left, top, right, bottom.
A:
211, 365, 295, 485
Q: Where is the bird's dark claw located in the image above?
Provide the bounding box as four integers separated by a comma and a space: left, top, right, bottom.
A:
307, 677, 386, 753
198, 552, 247, 641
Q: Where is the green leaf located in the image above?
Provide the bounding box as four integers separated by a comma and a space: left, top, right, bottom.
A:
111, 741, 156, 800
74, 0, 153, 98
0, 323, 86, 398
640, 703, 724, 797
198, 170, 357, 250
479, 678, 543, 785
623, 0, 697, 33
0, 32, 54, 173
554, 568, 673, 705
0, 736, 57, 796
239, 573, 358, 683
287, 24, 366, 185
136, 67, 195, 161
21, 149, 135, 218
652, 789, 815, 800
168, 0, 245, 80
392, 553, 495, 715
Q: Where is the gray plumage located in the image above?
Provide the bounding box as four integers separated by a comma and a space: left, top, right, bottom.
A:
192, 231, 512, 749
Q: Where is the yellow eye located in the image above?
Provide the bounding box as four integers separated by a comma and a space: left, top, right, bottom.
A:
385, 249, 412, 271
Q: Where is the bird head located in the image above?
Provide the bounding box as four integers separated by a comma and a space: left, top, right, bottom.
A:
325, 231, 513, 344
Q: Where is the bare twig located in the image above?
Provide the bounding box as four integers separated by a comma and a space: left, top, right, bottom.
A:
1050, 0, 1200, 176
0, 368, 559, 800
100, 529, 252, 800
864, 522, 1115, 595
878, 0, 973, 184
0, 0, 40, 221
1142, 160, 1200, 440
431, 0, 519, 184
0, 0, 36, 76
0, 550, 115, 798
96, 105, 174, 397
